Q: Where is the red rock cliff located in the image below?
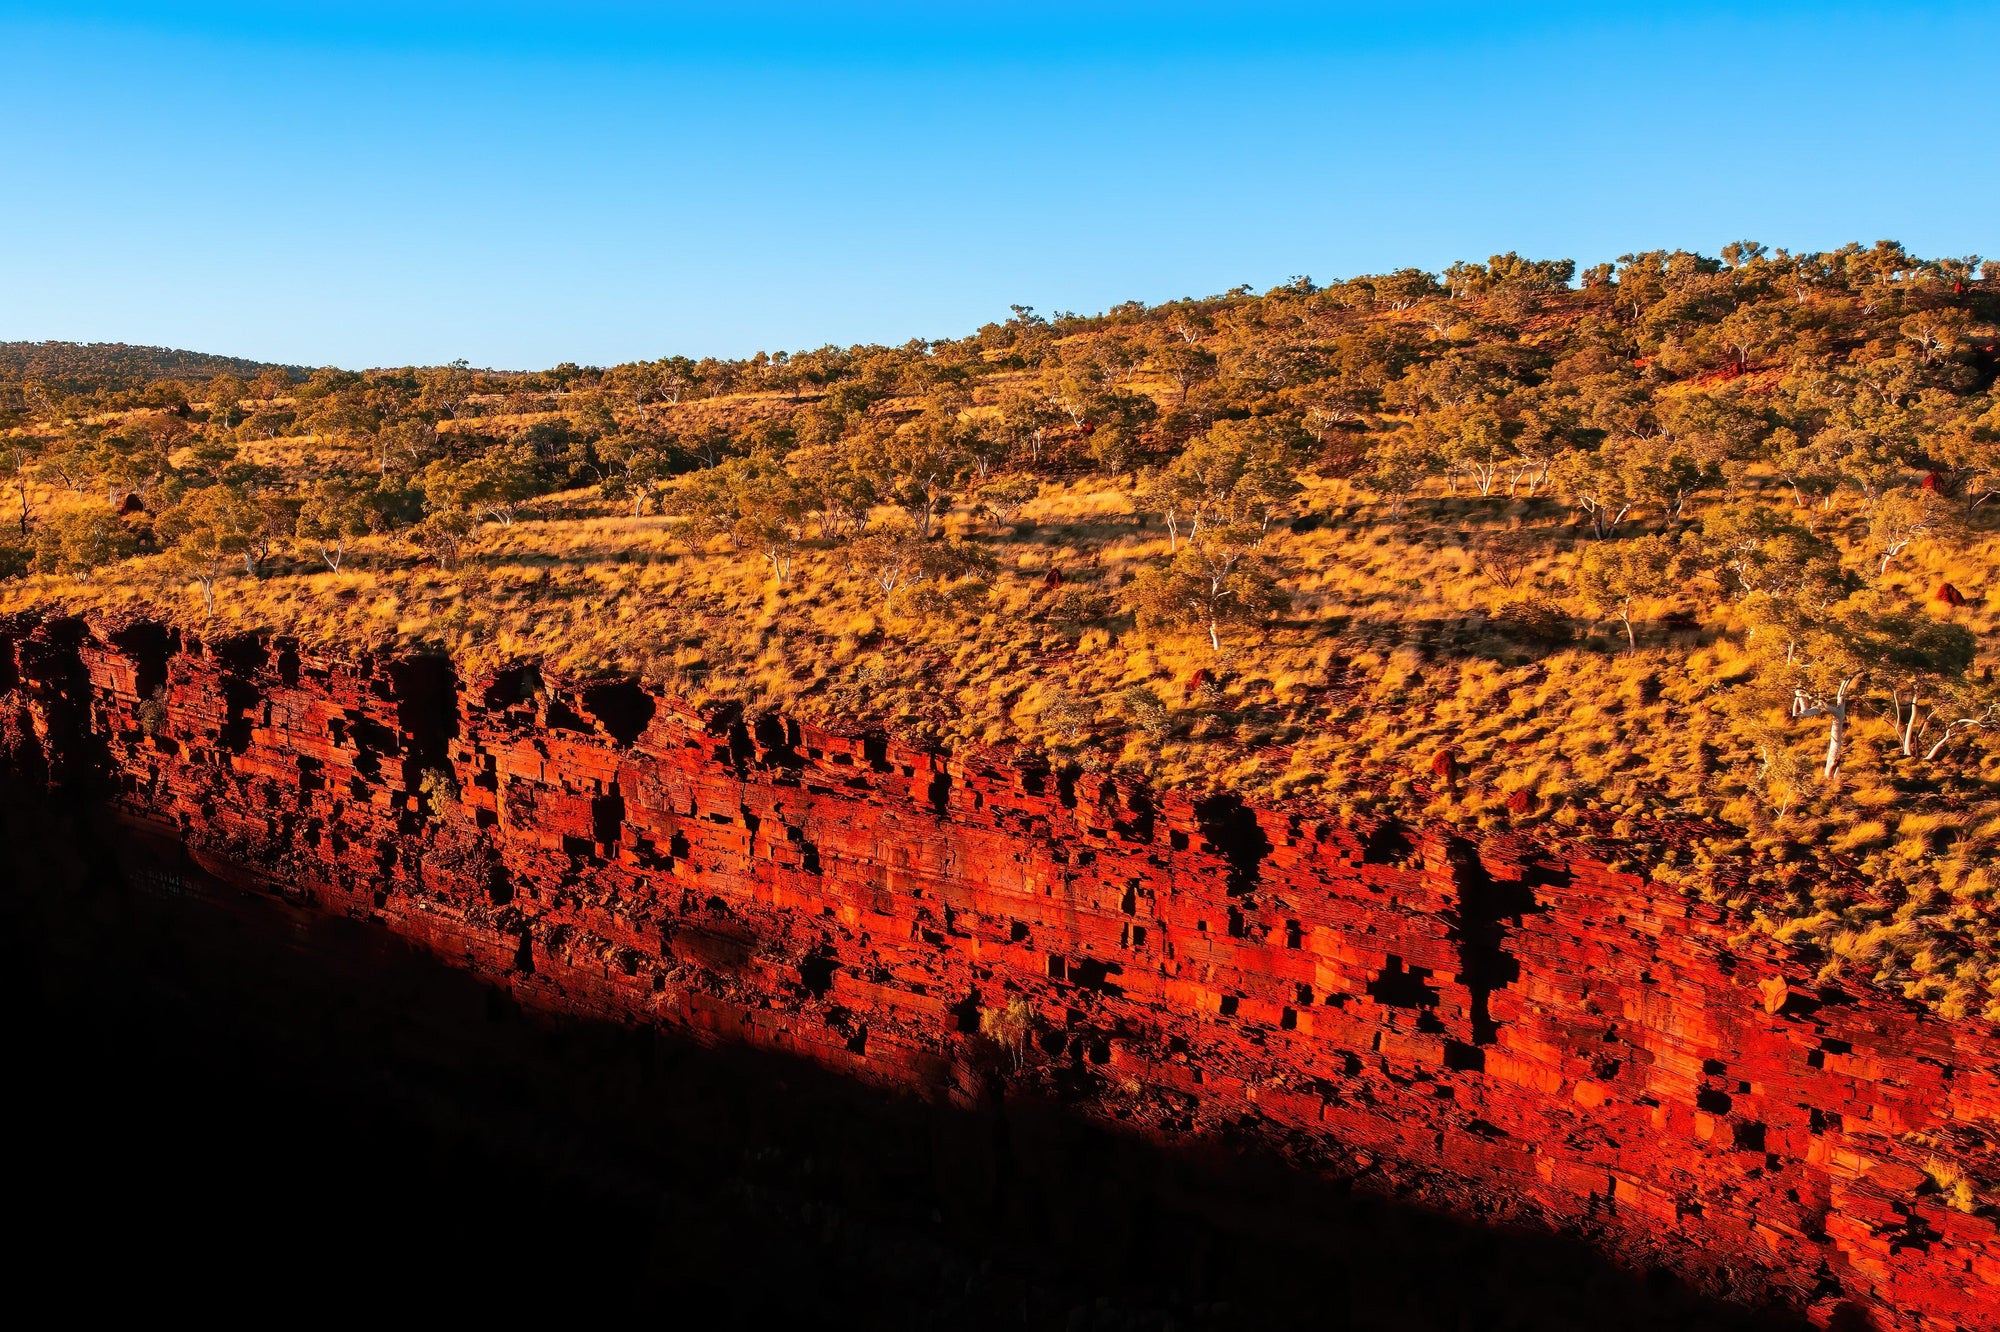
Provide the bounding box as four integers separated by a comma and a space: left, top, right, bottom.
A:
4, 611, 1997, 1330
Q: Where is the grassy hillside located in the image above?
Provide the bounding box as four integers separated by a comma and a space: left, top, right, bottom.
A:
0, 341, 304, 401
4, 241, 2000, 1018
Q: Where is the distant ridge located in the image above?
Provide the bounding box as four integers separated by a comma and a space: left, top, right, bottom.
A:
0, 341, 305, 394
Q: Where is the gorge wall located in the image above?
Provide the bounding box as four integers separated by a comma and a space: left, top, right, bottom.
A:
3, 610, 1997, 1330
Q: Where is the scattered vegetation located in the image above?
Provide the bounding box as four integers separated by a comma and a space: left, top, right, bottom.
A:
4, 241, 1999, 1018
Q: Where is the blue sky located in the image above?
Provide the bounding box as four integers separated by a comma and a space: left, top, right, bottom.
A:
0, 2, 1993, 369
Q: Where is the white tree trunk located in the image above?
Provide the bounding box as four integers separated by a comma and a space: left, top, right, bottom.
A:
1822, 706, 1846, 777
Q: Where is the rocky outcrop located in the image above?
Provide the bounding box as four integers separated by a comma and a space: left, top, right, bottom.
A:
4, 610, 1997, 1330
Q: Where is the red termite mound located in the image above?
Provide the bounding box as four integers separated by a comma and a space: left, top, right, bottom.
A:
3, 610, 1997, 1330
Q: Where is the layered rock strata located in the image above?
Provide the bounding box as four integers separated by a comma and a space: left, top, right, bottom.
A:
3, 611, 1996, 1330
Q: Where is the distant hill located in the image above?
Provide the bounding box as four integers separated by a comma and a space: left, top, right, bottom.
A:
0, 341, 304, 394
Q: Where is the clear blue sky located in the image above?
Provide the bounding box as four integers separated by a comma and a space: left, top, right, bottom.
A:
0, 2, 1993, 370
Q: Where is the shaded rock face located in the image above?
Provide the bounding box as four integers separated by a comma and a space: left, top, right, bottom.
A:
3, 612, 1997, 1330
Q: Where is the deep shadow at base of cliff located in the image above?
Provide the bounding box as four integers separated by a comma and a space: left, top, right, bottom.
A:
4, 798, 1812, 1331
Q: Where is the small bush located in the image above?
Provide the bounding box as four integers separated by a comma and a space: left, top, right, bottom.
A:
1492, 592, 1572, 645
420, 767, 462, 819
1924, 1157, 1979, 1213
1122, 685, 1175, 738
979, 996, 1034, 1070
136, 686, 169, 737
1040, 690, 1098, 744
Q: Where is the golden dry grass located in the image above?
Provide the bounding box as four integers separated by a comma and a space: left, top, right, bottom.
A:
12, 450, 1992, 837
7, 345, 2000, 1019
